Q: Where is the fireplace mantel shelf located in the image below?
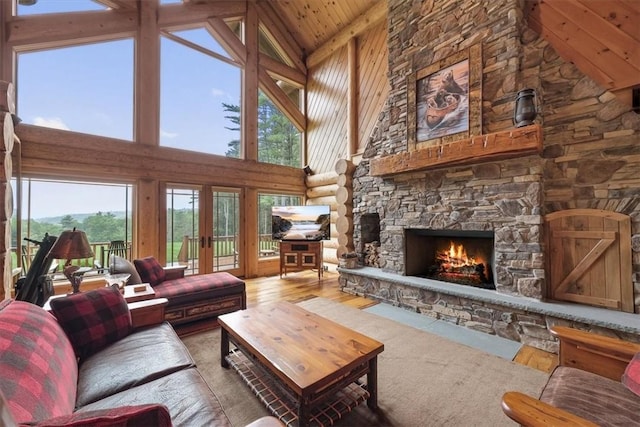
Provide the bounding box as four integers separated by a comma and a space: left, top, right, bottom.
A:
370, 124, 542, 176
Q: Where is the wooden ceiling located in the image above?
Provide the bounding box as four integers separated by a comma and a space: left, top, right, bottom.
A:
262, 0, 381, 55
94, 0, 638, 93
525, 0, 639, 92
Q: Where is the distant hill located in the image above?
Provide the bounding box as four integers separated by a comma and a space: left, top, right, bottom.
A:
35, 211, 128, 224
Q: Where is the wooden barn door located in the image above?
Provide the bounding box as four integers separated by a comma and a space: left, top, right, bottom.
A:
546, 209, 633, 312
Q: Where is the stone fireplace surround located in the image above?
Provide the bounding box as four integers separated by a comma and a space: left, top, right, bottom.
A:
338, 0, 640, 352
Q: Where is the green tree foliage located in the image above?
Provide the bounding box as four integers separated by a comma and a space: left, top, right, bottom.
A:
257, 92, 300, 167
82, 212, 124, 243
223, 102, 241, 158
224, 93, 300, 167
61, 214, 79, 230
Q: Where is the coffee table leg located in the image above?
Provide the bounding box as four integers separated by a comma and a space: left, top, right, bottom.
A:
298, 403, 310, 427
221, 328, 230, 368
367, 357, 378, 409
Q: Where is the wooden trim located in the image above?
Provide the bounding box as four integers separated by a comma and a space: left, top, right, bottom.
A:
259, 69, 305, 132
205, 17, 247, 66
7, 10, 137, 51
370, 124, 542, 176
243, 2, 259, 161
255, 2, 306, 74
94, 0, 137, 10
347, 38, 358, 158
158, 2, 246, 30
135, 0, 160, 146
259, 54, 305, 87
306, 1, 387, 69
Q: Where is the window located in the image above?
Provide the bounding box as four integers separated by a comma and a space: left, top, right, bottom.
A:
257, 91, 302, 167
12, 179, 133, 272
166, 186, 199, 275
160, 30, 241, 157
17, 40, 134, 140
257, 192, 302, 257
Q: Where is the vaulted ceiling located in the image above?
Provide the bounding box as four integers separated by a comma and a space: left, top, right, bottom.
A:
95, 0, 638, 93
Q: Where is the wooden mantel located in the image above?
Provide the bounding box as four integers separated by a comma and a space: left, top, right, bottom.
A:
370, 124, 542, 176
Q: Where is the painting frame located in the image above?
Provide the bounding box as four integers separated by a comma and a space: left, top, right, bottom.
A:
407, 44, 482, 151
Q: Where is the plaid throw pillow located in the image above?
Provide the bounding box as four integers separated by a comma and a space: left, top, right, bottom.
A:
622, 351, 640, 397
50, 286, 132, 361
134, 256, 166, 287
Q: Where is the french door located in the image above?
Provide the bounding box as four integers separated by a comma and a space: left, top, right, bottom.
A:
165, 185, 243, 277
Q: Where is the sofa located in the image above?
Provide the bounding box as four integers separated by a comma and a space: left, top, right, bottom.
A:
501, 326, 640, 426
110, 255, 246, 327
0, 287, 279, 426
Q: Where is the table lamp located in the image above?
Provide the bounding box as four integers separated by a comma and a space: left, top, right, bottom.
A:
47, 228, 94, 294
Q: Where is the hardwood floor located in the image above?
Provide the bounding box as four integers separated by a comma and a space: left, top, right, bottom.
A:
244, 269, 558, 374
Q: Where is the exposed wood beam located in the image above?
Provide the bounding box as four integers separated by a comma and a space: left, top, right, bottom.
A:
259, 53, 305, 87
15, 125, 305, 192
161, 30, 240, 68
259, 69, 305, 132
255, 2, 306, 74
243, 1, 259, 161
158, 2, 246, 30
347, 37, 358, 159
93, 0, 137, 10
205, 17, 246, 66
306, 1, 387, 69
7, 10, 137, 51
135, 0, 159, 146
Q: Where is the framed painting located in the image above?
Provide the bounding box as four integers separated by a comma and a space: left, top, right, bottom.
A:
408, 44, 482, 150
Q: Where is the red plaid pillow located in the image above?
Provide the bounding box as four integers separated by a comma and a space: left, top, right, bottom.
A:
50, 286, 132, 361
133, 256, 166, 287
622, 351, 640, 397
27, 404, 172, 426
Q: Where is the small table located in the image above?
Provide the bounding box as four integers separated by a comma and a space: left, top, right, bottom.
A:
219, 302, 384, 427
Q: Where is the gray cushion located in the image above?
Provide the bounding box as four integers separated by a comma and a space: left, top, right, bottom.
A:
109, 255, 142, 285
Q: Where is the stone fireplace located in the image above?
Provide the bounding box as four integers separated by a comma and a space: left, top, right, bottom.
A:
338, 0, 640, 351
405, 229, 495, 290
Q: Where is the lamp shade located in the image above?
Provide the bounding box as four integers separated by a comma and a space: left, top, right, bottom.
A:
48, 228, 94, 260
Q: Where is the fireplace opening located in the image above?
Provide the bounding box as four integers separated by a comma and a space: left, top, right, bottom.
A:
405, 229, 495, 290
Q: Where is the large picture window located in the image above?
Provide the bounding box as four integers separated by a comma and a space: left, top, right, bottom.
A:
17, 40, 134, 141
160, 30, 241, 157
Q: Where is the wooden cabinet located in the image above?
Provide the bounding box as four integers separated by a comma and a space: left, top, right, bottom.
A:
280, 240, 323, 279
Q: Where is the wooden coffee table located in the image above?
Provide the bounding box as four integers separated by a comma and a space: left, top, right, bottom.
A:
219, 301, 384, 427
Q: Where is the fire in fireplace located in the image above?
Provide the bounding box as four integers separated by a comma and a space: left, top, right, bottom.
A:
405, 229, 495, 290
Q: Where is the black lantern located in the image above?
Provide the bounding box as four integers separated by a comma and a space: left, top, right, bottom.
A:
513, 88, 537, 128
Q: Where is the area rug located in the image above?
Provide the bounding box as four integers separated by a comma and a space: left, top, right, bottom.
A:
181, 298, 548, 426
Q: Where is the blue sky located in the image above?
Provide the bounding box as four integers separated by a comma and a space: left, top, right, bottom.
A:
16, 0, 241, 218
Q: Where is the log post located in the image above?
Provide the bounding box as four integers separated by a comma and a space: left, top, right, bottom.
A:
0, 82, 14, 300
335, 158, 355, 259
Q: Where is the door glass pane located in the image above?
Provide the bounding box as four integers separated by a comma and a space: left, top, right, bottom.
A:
257, 193, 302, 258
212, 190, 240, 271
166, 187, 199, 275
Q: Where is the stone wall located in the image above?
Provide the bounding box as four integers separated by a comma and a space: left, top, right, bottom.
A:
341, 0, 640, 348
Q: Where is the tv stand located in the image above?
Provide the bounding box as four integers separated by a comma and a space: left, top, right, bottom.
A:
280, 240, 323, 279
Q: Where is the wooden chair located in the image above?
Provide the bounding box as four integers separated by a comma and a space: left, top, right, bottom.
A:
501, 326, 640, 426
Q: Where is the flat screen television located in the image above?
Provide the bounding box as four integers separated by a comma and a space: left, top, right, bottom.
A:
272, 205, 331, 241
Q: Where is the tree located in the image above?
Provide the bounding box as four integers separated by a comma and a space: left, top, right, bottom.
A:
82, 212, 125, 243
223, 102, 241, 158
60, 214, 79, 230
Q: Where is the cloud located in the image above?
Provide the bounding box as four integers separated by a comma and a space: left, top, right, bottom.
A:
32, 117, 70, 130
211, 88, 225, 97
160, 129, 178, 139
